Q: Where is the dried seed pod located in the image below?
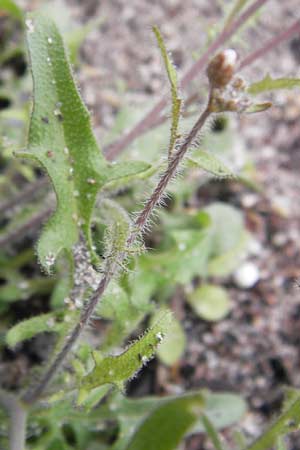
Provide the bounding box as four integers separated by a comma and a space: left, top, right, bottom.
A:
207, 49, 237, 88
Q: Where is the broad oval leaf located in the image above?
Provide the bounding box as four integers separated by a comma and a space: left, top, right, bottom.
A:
187, 284, 231, 322
153, 308, 186, 366
125, 392, 205, 450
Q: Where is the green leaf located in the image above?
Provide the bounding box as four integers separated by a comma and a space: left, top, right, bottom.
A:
201, 415, 225, 450
244, 102, 272, 114
195, 392, 247, 432
205, 202, 245, 256
79, 313, 172, 397
152, 308, 186, 366
153, 26, 181, 159
187, 284, 231, 322
20, 13, 149, 269
126, 392, 205, 450
187, 150, 235, 178
276, 437, 287, 450
248, 74, 300, 95
100, 199, 133, 264
208, 230, 249, 277
6, 311, 72, 348
246, 394, 300, 450
0, 0, 24, 21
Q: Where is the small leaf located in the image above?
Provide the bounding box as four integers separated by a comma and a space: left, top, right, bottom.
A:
153, 26, 181, 160
187, 284, 231, 322
79, 313, 172, 397
21, 13, 149, 269
126, 392, 205, 450
187, 150, 235, 178
153, 308, 186, 366
248, 74, 300, 95
100, 199, 132, 263
244, 102, 272, 114
6, 311, 71, 348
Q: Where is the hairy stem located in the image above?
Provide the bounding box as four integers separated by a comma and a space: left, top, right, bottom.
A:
21, 103, 211, 406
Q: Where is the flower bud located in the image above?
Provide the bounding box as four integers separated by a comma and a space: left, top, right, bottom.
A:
207, 49, 237, 88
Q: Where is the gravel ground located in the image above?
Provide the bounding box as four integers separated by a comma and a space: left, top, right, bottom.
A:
11, 0, 300, 448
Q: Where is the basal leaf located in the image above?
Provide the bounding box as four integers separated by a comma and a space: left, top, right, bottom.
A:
187, 150, 235, 178
20, 13, 149, 269
248, 74, 300, 95
79, 313, 172, 397
6, 311, 73, 348
187, 284, 231, 322
125, 392, 205, 450
153, 26, 181, 160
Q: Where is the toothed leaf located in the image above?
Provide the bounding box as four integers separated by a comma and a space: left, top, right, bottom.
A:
248, 74, 300, 95
79, 313, 172, 398
187, 150, 235, 178
20, 13, 149, 269
153, 26, 181, 159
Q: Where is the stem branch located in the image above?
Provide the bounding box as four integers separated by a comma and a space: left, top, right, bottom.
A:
21, 103, 212, 406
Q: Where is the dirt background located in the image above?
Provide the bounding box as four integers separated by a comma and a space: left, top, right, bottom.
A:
9, 0, 300, 448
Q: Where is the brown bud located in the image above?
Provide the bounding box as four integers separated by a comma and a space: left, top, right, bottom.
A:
207, 49, 237, 88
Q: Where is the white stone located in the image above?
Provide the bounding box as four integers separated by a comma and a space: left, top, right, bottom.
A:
233, 262, 260, 289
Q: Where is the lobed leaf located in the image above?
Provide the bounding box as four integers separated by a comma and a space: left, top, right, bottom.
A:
248, 74, 300, 95
20, 13, 149, 269
153, 26, 181, 160
79, 313, 172, 397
